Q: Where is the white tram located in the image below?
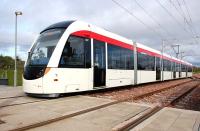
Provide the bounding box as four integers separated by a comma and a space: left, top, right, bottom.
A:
23, 21, 193, 97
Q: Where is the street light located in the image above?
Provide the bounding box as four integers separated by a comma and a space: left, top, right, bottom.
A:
14, 11, 22, 87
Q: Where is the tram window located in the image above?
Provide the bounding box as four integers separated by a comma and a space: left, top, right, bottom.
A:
184, 65, 186, 72
174, 62, 176, 71
93, 39, 106, 69
156, 57, 161, 70
176, 63, 180, 72
174, 62, 177, 71
186, 65, 188, 72
85, 40, 91, 68
181, 64, 183, 72
125, 49, 134, 69
107, 44, 134, 70
137, 52, 155, 71
172, 62, 176, 71
163, 60, 171, 71
185, 65, 187, 72
108, 45, 120, 69
188, 66, 192, 72
120, 48, 134, 69
181, 64, 186, 72
171, 62, 174, 71
59, 35, 91, 68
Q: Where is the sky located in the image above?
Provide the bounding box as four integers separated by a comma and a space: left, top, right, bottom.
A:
0, 0, 200, 66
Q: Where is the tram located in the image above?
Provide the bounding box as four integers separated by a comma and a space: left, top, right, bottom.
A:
23, 20, 192, 97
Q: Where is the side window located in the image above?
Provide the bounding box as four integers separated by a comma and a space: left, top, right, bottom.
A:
172, 62, 176, 71
181, 64, 186, 72
120, 48, 134, 69
137, 52, 155, 71
156, 57, 161, 70
93, 39, 105, 69
163, 60, 172, 71
108, 45, 120, 69
59, 35, 91, 68
107, 44, 134, 70
182, 64, 184, 71
176, 63, 180, 72
163, 60, 166, 71
188, 66, 192, 72
125, 49, 134, 69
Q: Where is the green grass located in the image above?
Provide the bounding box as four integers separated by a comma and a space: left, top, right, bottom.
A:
193, 69, 200, 74
0, 69, 23, 86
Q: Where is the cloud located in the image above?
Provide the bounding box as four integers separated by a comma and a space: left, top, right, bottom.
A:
0, 0, 199, 66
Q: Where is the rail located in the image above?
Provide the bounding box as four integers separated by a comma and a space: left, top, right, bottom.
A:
112, 80, 200, 131
10, 79, 196, 131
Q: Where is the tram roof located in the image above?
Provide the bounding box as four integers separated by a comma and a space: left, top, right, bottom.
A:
40, 20, 75, 34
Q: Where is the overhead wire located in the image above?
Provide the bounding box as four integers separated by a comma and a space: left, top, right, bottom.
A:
111, 0, 197, 60
111, 0, 182, 58
176, 0, 196, 36
182, 0, 196, 30
111, 0, 164, 40
168, 0, 198, 44
169, 0, 190, 25
178, 0, 198, 44
134, 0, 174, 39
154, 0, 194, 38
133, 0, 185, 57
182, 0, 199, 44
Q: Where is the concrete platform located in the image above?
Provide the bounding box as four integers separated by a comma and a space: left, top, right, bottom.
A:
132, 107, 200, 131
0, 96, 45, 108
0, 85, 24, 98
1, 86, 200, 131
30, 102, 151, 131
0, 95, 114, 131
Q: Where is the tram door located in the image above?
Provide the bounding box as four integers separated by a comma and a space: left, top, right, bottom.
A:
173, 71, 176, 78
156, 57, 161, 80
179, 64, 181, 77
93, 40, 106, 87
173, 62, 176, 78
186, 67, 188, 77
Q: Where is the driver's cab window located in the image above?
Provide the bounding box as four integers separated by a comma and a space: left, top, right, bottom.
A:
59, 35, 91, 68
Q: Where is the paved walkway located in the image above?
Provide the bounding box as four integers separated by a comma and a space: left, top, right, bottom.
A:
132, 107, 200, 131
0, 85, 23, 98
0, 86, 200, 131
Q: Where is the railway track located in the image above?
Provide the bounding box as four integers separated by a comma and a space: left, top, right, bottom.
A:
0, 90, 58, 108
112, 80, 200, 131
172, 82, 200, 111
9, 79, 197, 131
132, 80, 198, 104
90, 78, 192, 101
0, 95, 24, 100
0, 77, 188, 108
1, 79, 187, 109
0, 96, 49, 108
129, 80, 193, 101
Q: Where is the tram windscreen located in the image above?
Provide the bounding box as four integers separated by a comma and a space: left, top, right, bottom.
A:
26, 29, 65, 66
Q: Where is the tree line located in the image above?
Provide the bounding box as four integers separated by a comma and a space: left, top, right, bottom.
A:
0, 55, 25, 70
